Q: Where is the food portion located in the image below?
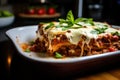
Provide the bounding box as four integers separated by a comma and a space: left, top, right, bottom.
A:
26, 10, 120, 58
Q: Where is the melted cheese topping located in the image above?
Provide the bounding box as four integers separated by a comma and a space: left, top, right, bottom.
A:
41, 22, 108, 45
37, 22, 120, 54
65, 28, 98, 44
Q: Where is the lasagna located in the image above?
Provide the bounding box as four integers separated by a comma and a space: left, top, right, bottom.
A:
30, 11, 120, 58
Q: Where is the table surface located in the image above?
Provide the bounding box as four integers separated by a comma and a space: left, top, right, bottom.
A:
1, 17, 120, 80
1, 40, 120, 80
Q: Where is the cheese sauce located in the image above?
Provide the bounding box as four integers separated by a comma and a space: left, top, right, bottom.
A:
38, 22, 120, 52
65, 28, 98, 44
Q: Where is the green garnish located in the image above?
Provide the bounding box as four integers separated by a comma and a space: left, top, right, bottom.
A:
66, 10, 75, 25
45, 22, 54, 30
62, 27, 69, 31
56, 24, 61, 28
58, 10, 94, 30
59, 11, 74, 28
74, 18, 94, 26
42, 10, 94, 31
111, 31, 120, 36
91, 26, 108, 34
91, 30, 99, 34
42, 10, 95, 31
29, 41, 35, 45
55, 52, 63, 58
25, 48, 31, 53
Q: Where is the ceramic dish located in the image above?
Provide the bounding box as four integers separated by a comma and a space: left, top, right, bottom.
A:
6, 25, 120, 78
5, 25, 120, 63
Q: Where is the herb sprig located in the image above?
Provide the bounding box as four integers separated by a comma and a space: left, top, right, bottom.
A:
58, 10, 94, 30
43, 10, 94, 30
55, 52, 63, 58
91, 27, 108, 34
111, 31, 120, 36
24, 48, 31, 53
45, 22, 54, 30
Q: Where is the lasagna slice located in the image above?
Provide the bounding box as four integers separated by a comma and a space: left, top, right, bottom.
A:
30, 11, 120, 57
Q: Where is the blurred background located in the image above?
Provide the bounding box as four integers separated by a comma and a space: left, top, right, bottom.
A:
1, 0, 120, 26
0, 0, 120, 25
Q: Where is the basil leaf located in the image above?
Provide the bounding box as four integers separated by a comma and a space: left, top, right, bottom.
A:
75, 18, 91, 22
75, 23, 83, 27
59, 10, 75, 27
59, 19, 67, 24
56, 24, 61, 28
87, 18, 94, 26
111, 31, 120, 36
67, 21, 74, 27
74, 18, 82, 23
55, 52, 63, 58
98, 27, 108, 33
75, 18, 87, 23
25, 48, 31, 53
62, 27, 69, 31
45, 22, 54, 30
103, 25, 108, 27
91, 30, 99, 34
29, 41, 35, 45
66, 10, 74, 24
75, 18, 94, 26
59, 10, 94, 29
91, 27, 108, 34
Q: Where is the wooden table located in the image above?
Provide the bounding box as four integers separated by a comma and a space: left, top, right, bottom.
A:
76, 68, 120, 80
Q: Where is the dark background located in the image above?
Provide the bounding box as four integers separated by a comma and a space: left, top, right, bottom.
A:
6, 0, 120, 25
